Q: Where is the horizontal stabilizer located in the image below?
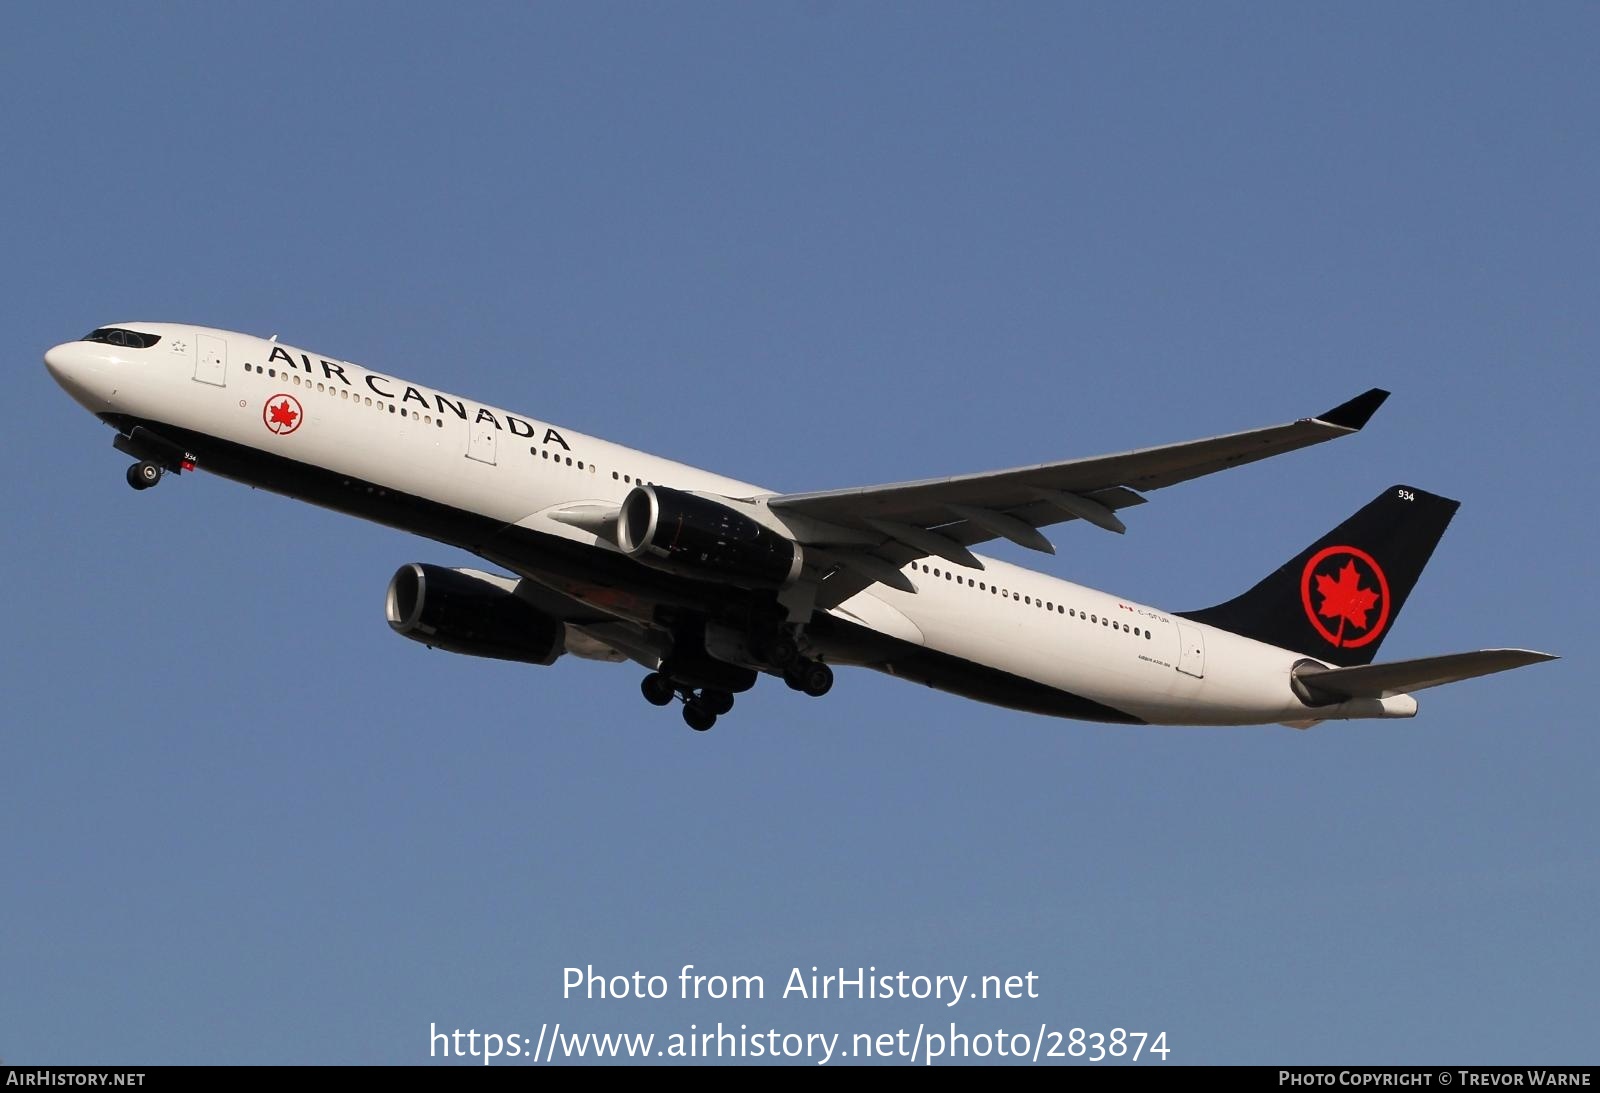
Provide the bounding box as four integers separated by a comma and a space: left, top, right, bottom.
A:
1292, 648, 1557, 704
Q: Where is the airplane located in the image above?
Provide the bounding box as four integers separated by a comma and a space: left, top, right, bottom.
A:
44, 323, 1555, 732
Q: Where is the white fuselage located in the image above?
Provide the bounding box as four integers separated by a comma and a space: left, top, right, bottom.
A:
45, 323, 1416, 726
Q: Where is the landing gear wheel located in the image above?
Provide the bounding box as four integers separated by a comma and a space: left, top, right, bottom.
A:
700, 689, 735, 716
683, 703, 717, 732
783, 665, 806, 691
800, 661, 834, 697
764, 633, 799, 670
126, 461, 161, 490
640, 673, 676, 707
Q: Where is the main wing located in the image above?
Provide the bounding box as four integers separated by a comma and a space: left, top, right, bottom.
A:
755, 389, 1389, 606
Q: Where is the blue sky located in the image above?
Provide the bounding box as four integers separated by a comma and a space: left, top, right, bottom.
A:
3, 4, 1595, 1065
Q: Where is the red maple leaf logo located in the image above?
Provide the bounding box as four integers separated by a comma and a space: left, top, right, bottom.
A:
1300, 545, 1391, 650
269, 400, 299, 428
1315, 560, 1379, 633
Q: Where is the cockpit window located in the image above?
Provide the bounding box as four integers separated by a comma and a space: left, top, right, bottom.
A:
83, 327, 162, 349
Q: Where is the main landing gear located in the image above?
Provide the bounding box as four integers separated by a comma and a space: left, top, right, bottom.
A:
641, 672, 737, 732
640, 658, 832, 732
760, 621, 833, 697
125, 461, 162, 490
783, 658, 834, 697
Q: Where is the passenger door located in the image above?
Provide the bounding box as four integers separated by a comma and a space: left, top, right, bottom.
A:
467, 422, 497, 465
194, 334, 227, 386
1176, 623, 1205, 679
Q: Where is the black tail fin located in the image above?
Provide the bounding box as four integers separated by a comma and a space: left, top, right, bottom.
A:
1178, 485, 1459, 666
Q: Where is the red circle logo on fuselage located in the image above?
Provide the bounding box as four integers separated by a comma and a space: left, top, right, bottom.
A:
264, 394, 303, 436
1300, 545, 1390, 649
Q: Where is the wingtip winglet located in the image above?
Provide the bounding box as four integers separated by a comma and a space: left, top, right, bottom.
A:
1317, 388, 1390, 431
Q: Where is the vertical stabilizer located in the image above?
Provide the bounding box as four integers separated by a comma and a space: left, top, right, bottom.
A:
1178, 486, 1458, 666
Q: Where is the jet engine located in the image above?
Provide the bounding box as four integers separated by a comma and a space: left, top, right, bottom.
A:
615, 484, 802, 588
385, 563, 564, 665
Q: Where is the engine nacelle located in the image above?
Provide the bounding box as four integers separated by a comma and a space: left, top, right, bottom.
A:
615, 484, 802, 588
385, 563, 564, 665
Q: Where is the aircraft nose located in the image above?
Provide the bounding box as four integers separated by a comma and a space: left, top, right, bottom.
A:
44, 340, 107, 408
43, 341, 79, 383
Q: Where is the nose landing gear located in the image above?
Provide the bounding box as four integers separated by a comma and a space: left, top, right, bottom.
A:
114, 429, 191, 491
125, 461, 162, 490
